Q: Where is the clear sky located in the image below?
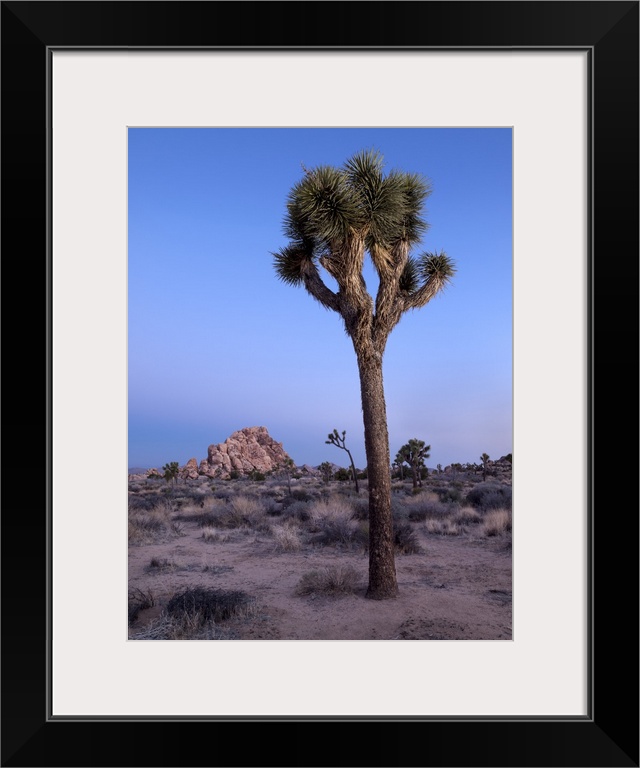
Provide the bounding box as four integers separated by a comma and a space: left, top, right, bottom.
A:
128, 128, 512, 471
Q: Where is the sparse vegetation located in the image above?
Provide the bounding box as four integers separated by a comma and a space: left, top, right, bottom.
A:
128, 461, 511, 639
295, 565, 361, 597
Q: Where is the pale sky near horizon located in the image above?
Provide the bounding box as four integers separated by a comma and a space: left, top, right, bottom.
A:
128, 128, 512, 471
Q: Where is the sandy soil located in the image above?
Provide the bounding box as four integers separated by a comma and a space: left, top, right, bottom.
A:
128, 510, 512, 641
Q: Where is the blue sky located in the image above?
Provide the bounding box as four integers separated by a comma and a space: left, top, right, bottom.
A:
128, 128, 512, 471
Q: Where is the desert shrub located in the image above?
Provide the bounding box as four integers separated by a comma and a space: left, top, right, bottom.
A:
166, 587, 255, 624
201, 525, 228, 543
350, 498, 370, 521
271, 523, 303, 552
454, 506, 482, 525
433, 486, 464, 504
291, 488, 313, 502
294, 565, 361, 596
280, 499, 312, 523
354, 521, 369, 551
308, 496, 358, 548
403, 495, 451, 522
146, 557, 175, 572
223, 495, 270, 531
128, 587, 154, 625
482, 508, 512, 536
425, 519, 467, 536
393, 521, 422, 554
131, 612, 233, 640
466, 482, 512, 511
128, 500, 178, 545
128, 492, 164, 512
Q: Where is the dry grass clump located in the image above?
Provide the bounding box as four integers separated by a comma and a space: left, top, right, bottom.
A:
220, 495, 269, 530
454, 506, 482, 525
271, 523, 303, 552
131, 587, 260, 638
425, 519, 468, 536
128, 500, 183, 545
166, 587, 255, 623
145, 557, 178, 573
393, 521, 422, 554
130, 612, 233, 640
482, 508, 512, 536
307, 496, 359, 548
402, 493, 452, 522
128, 587, 155, 625
294, 565, 361, 597
201, 525, 228, 543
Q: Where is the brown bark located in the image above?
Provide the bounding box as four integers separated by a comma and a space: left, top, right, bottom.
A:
357, 351, 399, 599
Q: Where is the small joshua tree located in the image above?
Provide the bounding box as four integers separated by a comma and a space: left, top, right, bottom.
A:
326, 429, 359, 494
162, 461, 180, 488
280, 457, 295, 495
480, 452, 490, 481
319, 461, 333, 485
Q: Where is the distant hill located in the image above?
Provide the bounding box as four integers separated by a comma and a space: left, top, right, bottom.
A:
128, 467, 150, 475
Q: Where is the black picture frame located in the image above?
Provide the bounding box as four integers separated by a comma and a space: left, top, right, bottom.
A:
2, 2, 638, 766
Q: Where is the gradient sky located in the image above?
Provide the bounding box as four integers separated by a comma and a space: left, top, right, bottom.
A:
128, 128, 512, 471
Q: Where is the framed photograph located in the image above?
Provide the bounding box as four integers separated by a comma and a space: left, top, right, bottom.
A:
3, 1, 637, 766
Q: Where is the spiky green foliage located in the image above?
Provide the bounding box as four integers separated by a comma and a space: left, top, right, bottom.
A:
273, 149, 454, 350
397, 439, 431, 488
418, 251, 457, 284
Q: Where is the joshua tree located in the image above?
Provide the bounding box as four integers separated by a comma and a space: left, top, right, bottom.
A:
273, 149, 455, 598
325, 429, 359, 494
280, 457, 295, 495
397, 439, 431, 489
393, 450, 406, 481
480, 452, 490, 481
162, 461, 180, 488
319, 461, 333, 484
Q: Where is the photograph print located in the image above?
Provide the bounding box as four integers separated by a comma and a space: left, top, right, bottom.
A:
127, 127, 513, 641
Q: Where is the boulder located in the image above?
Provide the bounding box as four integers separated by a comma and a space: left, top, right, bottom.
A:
200, 426, 293, 479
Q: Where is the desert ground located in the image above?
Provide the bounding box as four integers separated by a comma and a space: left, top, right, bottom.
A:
128, 470, 512, 641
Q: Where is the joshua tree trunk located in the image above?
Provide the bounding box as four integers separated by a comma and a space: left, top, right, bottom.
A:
357, 352, 398, 599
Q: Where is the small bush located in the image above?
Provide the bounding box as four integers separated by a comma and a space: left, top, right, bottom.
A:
201, 525, 227, 542
308, 497, 358, 548
482, 508, 512, 536
166, 587, 255, 624
425, 519, 467, 536
271, 523, 302, 552
434, 486, 464, 504
454, 506, 482, 525
294, 566, 361, 597
394, 521, 422, 554
466, 482, 512, 511
128, 587, 155, 625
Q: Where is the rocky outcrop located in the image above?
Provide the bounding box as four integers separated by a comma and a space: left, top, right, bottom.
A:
180, 457, 200, 480
198, 426, 293, 479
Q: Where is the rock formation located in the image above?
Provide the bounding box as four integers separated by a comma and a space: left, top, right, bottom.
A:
198, 426, 293, 479
180, 457, 200, 480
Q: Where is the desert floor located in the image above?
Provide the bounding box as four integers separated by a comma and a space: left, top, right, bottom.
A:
128, 477, 512, 641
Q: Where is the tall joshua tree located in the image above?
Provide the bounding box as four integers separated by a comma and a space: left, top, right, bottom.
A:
273, 149, 455, 599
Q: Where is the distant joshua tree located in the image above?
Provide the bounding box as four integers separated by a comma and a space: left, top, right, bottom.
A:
319, 461, 333, 484
397, 439, 431, 489
273, 149, 454, 598
162, 461, 180, 488
480, 453, 490, 481
325, 429, 359, 494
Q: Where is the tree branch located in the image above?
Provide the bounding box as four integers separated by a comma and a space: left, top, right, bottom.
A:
300, 258, 341, 313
